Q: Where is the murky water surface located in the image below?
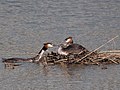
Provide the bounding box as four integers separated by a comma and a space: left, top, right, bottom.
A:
0, 0, 120, 90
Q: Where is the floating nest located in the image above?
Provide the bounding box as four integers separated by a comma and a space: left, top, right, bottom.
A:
2, 50, 120, 69
41, 50, 120, 66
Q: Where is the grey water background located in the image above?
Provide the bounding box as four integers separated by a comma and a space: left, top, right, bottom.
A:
0, 0, 120, 90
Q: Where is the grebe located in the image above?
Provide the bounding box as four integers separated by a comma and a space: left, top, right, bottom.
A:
2, 43, 54, 66
58, 37, 89, 55
32, 42, 53, 62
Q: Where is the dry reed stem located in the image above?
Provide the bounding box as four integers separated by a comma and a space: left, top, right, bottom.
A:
54, 59, 68, 63
100, 51, 120, 53
109, 59, 119, 64
76, 35, 119, 62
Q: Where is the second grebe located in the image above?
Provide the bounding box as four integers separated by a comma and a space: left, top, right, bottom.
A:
2, 43, 54, 64
58, 37, 89, 55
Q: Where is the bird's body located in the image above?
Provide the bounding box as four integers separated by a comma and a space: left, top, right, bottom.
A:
2, 43, 53, 65
2, 58, 33, 63
58, 37, 89, 55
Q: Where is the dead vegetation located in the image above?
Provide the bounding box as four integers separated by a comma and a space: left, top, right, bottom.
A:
41, 50, 120, 66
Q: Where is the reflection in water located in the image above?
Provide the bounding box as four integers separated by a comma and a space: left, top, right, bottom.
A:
0, 58, 120, 90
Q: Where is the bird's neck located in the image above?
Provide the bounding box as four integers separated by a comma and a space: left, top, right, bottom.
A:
34, 46, 48, 62
38, 46, 47, 54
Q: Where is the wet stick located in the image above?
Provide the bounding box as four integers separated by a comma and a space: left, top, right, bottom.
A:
76, 35, 119, 63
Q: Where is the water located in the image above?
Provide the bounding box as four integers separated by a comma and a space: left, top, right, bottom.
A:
0, 0, 120, 90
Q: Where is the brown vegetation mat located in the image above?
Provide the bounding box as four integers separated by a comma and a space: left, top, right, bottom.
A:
43, 50, 120, 66
2, 50, 120, 69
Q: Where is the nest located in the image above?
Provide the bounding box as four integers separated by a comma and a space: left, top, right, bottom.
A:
3, 50, 120, 69
41, 51, 120, 66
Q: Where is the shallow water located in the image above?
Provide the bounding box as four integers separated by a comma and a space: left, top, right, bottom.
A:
0, 0, 120, 90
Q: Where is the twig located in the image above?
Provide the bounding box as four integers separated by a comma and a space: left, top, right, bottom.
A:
99, 50, 120, 53
109, 59, 118, 64
93, 53, 118, 64
76, 35, 119, 62
54, 59, 68, 63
